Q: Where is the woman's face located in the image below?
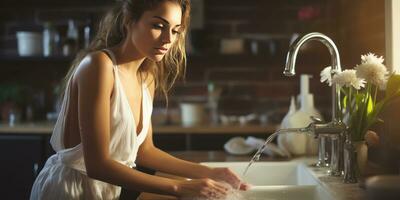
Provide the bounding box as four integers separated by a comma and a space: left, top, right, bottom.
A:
129, 1, 183, 61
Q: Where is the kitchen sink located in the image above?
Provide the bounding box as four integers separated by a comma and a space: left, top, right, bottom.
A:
241, 185, 317, 200
201, 160, 335, 200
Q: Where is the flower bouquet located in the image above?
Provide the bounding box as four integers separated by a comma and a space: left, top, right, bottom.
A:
320, 53, 400, 142
320, 53, 400, 181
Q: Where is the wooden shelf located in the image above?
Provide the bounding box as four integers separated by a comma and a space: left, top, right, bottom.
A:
0, 54, 74, 62
0, 0, 112, 8
0, 122, 279, 135
187, 53, 285, 66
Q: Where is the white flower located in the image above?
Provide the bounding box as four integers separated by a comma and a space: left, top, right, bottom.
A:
320, 66, 336, 86
377, 78, 388, 90
361, 53, 384, 65
332, 69, 366, 90
355, 53, 389, 87
355, 62, 388, 86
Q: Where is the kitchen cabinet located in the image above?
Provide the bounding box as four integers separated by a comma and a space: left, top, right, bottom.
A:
153, 134, 187, 151
153, 133, 273, 151
0, 135, 46, 200
0, 123, 278, 151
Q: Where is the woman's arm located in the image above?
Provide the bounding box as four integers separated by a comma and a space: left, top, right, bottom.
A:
136, 125, 213, 179
136, 74, 249, 190
137, 125, 249, 190
75, 52, 230, 198
76, 52, 180, 195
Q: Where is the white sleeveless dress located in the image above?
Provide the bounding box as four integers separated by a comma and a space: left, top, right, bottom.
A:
30, 49, 153, 200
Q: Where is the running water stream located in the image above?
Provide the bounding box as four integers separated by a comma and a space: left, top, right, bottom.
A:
237, 127, 311, 190
194, 127, 312, 200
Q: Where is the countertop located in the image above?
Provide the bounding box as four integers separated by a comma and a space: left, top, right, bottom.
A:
306, 164, 367, 200
0, 121, 279, 135
138, 151, 368, 200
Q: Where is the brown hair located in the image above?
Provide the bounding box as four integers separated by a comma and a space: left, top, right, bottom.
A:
61, 0, 190, 104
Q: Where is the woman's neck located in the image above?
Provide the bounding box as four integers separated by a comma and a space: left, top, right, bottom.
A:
112, 39, 146, 76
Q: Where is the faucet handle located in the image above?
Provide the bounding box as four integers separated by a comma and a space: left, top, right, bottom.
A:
310, 116, 324, 124
308, 116, 327, 139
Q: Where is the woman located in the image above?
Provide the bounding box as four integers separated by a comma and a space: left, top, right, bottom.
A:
30, 0, 249, 199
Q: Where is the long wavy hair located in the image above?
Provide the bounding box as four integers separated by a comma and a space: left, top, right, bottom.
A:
61, 0, 190, 104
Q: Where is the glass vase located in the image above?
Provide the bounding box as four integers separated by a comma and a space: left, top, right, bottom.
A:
344, 140, 358, 183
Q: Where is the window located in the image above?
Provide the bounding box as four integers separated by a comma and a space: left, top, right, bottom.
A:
385, 0, 400, 72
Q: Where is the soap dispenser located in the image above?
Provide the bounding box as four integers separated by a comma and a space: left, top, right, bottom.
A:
277, 96, 297, 156
280, 74, 323, 156
297, 74, 322, 119
280, 96, 297, 128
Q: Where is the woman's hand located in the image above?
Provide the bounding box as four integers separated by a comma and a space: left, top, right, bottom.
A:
175, 178, 229, 199
207, 167, 251, 191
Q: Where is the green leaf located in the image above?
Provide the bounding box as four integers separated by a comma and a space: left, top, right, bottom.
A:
367, 100, 384, 127
343, 95, 348, 109
386, 74, 400, 98
354, 93, 364, 106
367, 94, 373, 114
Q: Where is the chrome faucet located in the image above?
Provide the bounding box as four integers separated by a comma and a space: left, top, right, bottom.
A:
284, 32, 342, 121
279, 116, 346, 137
283, 32, 347, 177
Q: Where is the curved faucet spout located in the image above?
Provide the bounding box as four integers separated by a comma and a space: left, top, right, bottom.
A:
283, 32, 342, 122
284, 32, 342, 75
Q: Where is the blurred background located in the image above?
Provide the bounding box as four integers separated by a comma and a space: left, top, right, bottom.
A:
0, 0, 385, 126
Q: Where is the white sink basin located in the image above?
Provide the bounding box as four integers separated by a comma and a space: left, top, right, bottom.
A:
202, 161, 334, 200
242, 185, 317, 200
203, 161, 315, 186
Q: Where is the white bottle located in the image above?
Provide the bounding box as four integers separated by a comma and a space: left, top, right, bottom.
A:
83, 22, 91, 48
280, 74, 323, 156
63, 19, 79, 56
280, 96, 297, 128
277, 96, 297, 157
9, 110, 15, 127
207, 82, 222, 125
42, 22, 57, 57
67, 19, 79, 41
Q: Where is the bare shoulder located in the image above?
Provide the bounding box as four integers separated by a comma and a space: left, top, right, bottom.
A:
74, 51, 115, 93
